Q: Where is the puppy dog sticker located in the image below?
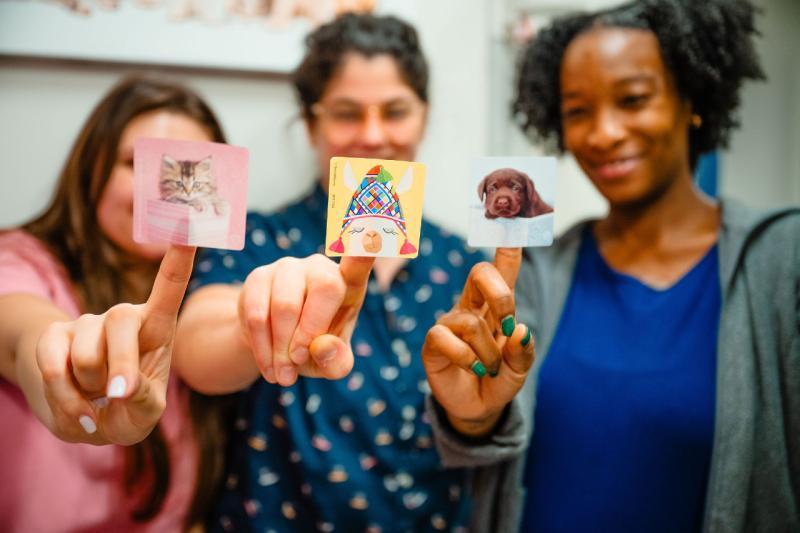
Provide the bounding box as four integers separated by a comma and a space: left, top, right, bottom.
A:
468, 157, 556, 248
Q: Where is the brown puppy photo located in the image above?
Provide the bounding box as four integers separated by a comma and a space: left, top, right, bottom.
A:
477, 167, 554, 219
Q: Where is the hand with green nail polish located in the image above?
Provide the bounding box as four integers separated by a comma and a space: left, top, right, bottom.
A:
422, 248, 535, 438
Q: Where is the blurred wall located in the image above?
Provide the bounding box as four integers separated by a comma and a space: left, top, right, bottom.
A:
0, 0, 490, 236
0, 0, 797, 240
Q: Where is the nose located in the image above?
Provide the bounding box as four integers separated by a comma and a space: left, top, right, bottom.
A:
496, 196, 510, 208
359, 107, 389, 147
362, 230, 382, 253
587, 107, 625, 152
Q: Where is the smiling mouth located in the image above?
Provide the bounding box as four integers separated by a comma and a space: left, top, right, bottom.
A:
592, 157, 640, 180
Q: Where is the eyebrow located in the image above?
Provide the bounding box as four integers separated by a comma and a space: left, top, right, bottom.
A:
326, 97, 412, 107
613, 74, 657, 87
562, 73, 657, 99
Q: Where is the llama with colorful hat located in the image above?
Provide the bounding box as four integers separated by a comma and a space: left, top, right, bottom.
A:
328, 164, 418, 256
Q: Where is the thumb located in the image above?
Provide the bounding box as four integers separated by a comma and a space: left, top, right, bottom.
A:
497, 322, 535, 385
308, 334, 354, 380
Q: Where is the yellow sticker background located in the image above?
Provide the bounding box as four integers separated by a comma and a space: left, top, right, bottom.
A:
326, 157, 427, 258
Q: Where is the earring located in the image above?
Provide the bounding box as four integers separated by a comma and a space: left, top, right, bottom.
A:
691, 114, 703, 128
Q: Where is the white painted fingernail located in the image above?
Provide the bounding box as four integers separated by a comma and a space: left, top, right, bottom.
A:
107, 376, 127, 398
79, 415, 97, 434
92, 397, 109, 409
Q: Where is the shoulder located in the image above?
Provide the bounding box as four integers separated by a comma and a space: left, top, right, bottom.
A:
0, 230, 79, 314
720, 198, 800, 278
0, 230, 61, 277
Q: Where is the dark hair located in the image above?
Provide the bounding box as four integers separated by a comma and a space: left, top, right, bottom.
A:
292, 12, 429, 120
513, 0, 765, 168
20, 75, 228, 528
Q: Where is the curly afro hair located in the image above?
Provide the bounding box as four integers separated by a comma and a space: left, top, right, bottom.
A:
513, 0, 766, 168
292, 13, 429, 120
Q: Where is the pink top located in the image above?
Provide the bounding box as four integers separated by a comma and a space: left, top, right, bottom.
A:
0, 230, 197, 532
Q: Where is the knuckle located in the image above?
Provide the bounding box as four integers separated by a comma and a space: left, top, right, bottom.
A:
244, 305, 267, 330
425, 324, 448, 348
70, 347, 99, 370
105, 303, 137, 323
271, 298, 300, 322
470, 261, 495, 278
158, 264, 190, 286
39, 360, 64, 386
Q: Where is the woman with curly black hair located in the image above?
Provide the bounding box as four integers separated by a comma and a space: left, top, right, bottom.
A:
422, 1, 799, 531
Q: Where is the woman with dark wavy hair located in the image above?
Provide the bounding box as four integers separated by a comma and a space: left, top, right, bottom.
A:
174, 13, 485, 532
0, 75, 227, 531
422, 1, 799, 531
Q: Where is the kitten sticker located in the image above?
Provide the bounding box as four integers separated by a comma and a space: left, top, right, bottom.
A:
133, 138, 248, 250
326, 157, 426, 259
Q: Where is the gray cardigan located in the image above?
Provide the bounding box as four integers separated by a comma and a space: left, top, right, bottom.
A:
428, 199, 800, 532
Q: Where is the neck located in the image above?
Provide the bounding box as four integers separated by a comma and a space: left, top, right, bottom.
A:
596, 173, 719, 250
372, 257, 407, 292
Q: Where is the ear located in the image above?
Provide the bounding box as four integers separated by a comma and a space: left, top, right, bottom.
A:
522, 172, 538, 217
196, 156, 213, 172
396, 166, 414, 194
304, 116, 318, 148
477, 176, 488, 201
344, 161, 359, 191
162, 154, 178, 169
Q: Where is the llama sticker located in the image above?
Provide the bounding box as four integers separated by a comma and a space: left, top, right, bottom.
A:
326, 157, 426, 259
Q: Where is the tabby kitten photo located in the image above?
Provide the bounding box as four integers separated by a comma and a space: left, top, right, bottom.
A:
159, 154, 228, 214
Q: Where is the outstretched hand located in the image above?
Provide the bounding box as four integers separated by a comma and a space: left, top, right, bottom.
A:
238, 254, 375, 387
422, 248, 535, 437
36, 245, 196, 444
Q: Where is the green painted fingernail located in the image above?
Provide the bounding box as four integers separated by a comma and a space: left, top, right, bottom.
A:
471, 360, 487, 378
521, 326, 532, 346
501, 315, 516, 337
488, 367, 499, 378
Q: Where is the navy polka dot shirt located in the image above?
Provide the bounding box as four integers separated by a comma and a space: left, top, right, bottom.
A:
192, 185, 485, 532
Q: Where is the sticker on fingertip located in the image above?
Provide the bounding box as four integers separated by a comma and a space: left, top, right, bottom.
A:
326, 157, 426, 258
133, 138, 249, 250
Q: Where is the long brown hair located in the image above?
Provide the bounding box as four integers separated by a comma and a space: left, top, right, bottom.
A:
22, 74, 228, 528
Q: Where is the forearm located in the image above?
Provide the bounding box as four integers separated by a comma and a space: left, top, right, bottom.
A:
173, 284, 260, 394
0, 295, 70, 427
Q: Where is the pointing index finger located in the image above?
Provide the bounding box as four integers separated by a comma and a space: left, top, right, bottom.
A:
145, 245, 197, 319
494, 247, 522, 290
328, 255, 375, 334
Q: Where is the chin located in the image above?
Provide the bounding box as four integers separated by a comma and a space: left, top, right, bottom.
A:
121, 240, 168, 262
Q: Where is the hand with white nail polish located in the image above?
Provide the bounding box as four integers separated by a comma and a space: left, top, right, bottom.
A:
422, 248, 535, 438
174, 254, 375, 393
4, 246, 196, 445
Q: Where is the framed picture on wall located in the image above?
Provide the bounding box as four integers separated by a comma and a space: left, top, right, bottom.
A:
0, 0, 419, 73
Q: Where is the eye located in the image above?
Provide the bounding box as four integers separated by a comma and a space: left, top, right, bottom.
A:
562, 106, 588, 120
620, 93, 650, 109
382, 228, 399, 235
511, 184, 522, 192
348, 227, 365, 235
487, 184, 497, 192
383, 105, 412, 121
330, 108, 363, 123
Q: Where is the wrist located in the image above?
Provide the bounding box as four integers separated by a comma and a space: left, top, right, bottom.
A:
446, 408, 504, 439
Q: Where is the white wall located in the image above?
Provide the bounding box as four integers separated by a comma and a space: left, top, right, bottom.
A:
720, 0, 800, 207
1, 0, 798, 240
0, 0, 491, 237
